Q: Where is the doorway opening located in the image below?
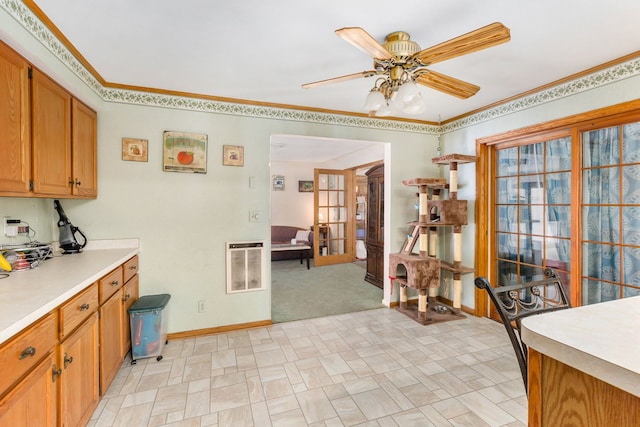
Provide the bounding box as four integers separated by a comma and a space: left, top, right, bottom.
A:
270, 134, 386, 322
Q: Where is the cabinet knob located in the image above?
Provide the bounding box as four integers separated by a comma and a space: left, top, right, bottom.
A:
19, 346, 36, 360
68, 177, 74, 187
129, 265, 137, 270
52, 364, 62, 382
122, 293, 130, 302
79, 303, 90, 311
111, 280, 119, 286
74, 179, 82, 187
64, 352, 74, 369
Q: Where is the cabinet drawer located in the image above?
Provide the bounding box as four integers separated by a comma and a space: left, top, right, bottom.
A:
99, 267, 123, 305
0, 312, 57, 395
59, 283, 98, 340
123, 255, 138, 284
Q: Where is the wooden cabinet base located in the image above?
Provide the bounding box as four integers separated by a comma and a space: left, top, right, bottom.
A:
59, 312, 99, 427
528, 349, 640, 426
0, 352, 57, 426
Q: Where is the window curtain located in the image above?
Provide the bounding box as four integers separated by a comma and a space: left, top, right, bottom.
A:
582, 127, 620, 304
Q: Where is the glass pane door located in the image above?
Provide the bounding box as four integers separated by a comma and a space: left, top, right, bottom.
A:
494, 136, 572, 311
314, 168, 354, 266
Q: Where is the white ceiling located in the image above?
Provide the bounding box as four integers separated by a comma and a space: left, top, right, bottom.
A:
30, 0, 639, 125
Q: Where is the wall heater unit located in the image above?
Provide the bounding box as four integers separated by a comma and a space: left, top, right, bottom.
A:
226, 241, 265, 293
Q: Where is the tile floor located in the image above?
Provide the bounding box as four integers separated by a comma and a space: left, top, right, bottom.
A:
88, 308, 527, 427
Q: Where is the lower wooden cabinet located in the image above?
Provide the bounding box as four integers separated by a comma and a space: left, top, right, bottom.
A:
58, 311, 99, 427
99, 256, 139, 395
99, 290, 123, 395
0, 351, 57, 427
365, 243, 384, 288
121, 274, 139, 358
0, 254, 138, 425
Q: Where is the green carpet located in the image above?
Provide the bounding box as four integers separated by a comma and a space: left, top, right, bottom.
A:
271, 259, 385, 323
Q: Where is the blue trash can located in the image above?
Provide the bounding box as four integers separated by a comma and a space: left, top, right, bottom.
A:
128, 293, 171, 364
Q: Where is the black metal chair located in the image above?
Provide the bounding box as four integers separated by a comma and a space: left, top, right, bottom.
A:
474, 268, 571, 394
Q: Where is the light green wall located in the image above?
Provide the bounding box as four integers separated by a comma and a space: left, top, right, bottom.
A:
0, 51, 438, 334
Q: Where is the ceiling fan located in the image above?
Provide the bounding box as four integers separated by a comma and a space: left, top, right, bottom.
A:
302, 22, 510, 116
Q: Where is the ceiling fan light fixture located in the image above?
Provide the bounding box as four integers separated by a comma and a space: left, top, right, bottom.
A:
402, 93, 427, 114
396, 80, 420, 103
376, 102, 393, 117
364, 87, 386, 112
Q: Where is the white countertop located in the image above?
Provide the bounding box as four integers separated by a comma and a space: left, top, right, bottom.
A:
521, 295, 640, 397
0, 239, 139, 345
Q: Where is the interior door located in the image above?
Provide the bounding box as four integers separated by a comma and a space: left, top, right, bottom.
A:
314, 168, 355, 266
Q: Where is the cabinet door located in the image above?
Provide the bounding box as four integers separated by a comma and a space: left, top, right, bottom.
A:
0, 352, 57, 427
59, 312, 99, 427
0, 42, 30, 194
71, 99, 97, 198
121, 275, 139, 359
99, 291, 123, 395
31, 68, 72, 196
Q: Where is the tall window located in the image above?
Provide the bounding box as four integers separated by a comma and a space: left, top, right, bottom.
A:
582, 122, 640, 304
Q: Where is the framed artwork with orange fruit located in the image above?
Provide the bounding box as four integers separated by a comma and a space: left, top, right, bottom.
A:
163, 131, 208, 173
122, 138, 148, 162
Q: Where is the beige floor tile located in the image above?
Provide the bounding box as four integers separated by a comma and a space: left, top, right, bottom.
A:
91, 309, 527, 426
331, 396, 367, 426
267, 394, 300, 415
296, 388, 337, 424
351, 388, 402, 420
209, 382, 251, 413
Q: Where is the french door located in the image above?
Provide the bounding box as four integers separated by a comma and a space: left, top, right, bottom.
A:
477, 110, 640, 317
313, 168, 355, 266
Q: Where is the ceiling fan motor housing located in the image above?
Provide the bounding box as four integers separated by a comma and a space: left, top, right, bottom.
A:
378, 31, 423, 83
384, 31, 421, 59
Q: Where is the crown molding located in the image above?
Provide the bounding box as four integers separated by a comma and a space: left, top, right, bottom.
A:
3, 0, 639, 136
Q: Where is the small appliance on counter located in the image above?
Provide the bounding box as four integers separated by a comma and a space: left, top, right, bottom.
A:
54, 199, 87, 254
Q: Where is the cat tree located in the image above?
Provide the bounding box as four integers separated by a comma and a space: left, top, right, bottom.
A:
389, 154, 475, 324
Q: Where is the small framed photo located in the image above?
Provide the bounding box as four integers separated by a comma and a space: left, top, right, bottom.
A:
298, 180, 314, 192
223, 145, 244, 166
163, 131, 208, 173
122, 138, 148, 162
273, 175, 285, 191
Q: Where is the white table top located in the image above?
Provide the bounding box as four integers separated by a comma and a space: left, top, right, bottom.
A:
521, 295, 640, 397
0, 239, 138, 345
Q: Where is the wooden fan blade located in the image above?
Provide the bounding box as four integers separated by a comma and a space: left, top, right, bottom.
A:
302, 71, 375, 89
417, 22, 510, 65
416, 70, 480, 99
335, 27, 393, 60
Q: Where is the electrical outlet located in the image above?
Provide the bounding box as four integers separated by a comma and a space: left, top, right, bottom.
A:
3, 217, 17, 237
198, 300, 206, 313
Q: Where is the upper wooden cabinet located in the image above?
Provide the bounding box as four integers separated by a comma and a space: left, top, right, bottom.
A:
31, 68, 72, 196
0, 42, 30, 193
0, 40, 97, 198
71, 99, 98, 198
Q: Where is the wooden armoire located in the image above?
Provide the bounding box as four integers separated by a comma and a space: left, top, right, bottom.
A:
365, 164, 384, 288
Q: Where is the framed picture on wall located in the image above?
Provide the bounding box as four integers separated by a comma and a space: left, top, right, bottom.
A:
223, 145, 244, 166
122, 138, 148, 162
273, 175, 285, 191
298, 180, 313, 192
163, 131, 208, 173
